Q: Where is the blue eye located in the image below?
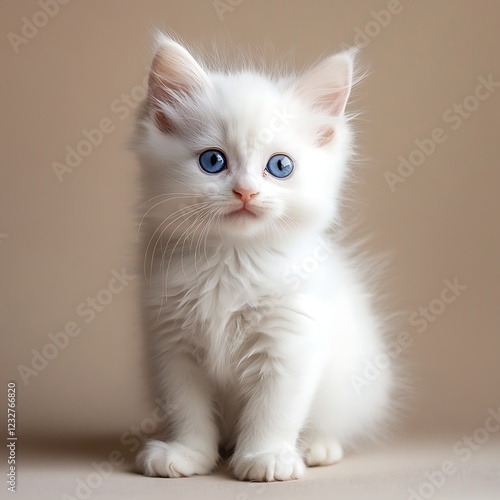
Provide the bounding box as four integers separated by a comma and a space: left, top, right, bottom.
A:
265, 154, 294, 179
199, 149, 227, 174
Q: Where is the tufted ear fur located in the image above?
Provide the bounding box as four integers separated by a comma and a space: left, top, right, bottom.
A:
148, 35, 210, 133
293, 51, 354, 146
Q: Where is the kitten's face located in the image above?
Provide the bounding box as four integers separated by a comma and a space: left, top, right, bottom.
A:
136, 37, 354, 245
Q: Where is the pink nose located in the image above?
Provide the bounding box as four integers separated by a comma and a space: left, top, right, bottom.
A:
233, 187, 258, 203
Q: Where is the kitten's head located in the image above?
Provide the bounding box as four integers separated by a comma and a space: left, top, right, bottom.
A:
135, 34, 355, 245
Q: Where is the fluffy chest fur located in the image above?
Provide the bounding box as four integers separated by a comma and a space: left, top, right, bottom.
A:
159, 243, 291, 382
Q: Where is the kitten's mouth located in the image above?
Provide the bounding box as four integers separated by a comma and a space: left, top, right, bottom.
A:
226, 206, 258, 218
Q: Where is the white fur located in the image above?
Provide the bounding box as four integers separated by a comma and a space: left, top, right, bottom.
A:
133, 35, 393, 482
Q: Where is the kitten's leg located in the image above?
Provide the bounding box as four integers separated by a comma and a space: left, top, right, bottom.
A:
301, 298, 393, 467
231, 310, 321, 481
299, 377, 345, 468
230, 352, 316, 481
136, 353, 219, 478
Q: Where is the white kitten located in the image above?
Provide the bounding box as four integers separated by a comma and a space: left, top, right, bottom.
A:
133, 34, 393, 482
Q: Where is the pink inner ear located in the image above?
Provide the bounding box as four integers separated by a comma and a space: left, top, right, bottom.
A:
153, 109, 174, 134
294, 54, 353, 118
147, 52, 180, 134
317, 127, 335, 147
148, 76, 174, 132
316, 88, 350, 117
149, 98, 175, 135
147, 46, 207, 134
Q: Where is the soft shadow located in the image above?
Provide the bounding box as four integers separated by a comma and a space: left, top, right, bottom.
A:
23, 435, 135, 465
24, 435, 241, 480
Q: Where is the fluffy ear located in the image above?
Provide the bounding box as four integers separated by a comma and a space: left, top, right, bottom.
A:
294, 51, 354, 116
293, 51, 354, 145
294, 51, 354, 146
148, 34, 210, 133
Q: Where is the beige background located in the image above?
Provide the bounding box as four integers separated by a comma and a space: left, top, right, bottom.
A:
1, 0, 499, 449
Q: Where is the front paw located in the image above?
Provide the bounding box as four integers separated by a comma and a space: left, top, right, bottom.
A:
232, 446, 305, 482
136, 440, 217, 478
303, 439, 343, 467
